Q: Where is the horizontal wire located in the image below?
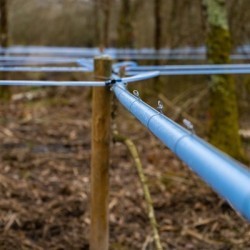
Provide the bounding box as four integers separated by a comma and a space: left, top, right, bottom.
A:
0, 80, 105, 87
1, 46, 250, 60
121, 71, 160, 83
0, 66, 92, 72
126, 68, 250, 76
127, 64, 250, 71
0, 56, 80, 63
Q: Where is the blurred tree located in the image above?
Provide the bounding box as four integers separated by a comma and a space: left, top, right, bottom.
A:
95, 0, 111, 49
0, 0, 11, 100
153, 0, 162, 93
202, 0, 245, 160
117, 0, 134, 48
102, 0, 110, 48
93, 0, 101, 47
154, 0, 162, 51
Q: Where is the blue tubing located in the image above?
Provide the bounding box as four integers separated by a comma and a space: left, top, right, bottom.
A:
127, 64, 250, 71
0, 80, 105, 87
126, 68, 250, 76
0, 66, 91, 72
113, 82, 250, 221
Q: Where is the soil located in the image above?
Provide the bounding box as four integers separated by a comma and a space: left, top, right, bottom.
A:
0, 84, 249, 250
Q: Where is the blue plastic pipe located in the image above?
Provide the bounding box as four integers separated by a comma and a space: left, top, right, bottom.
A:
127, 64, 250, 70
0, 66, 91, 72
126, 68, 250, 76
0, 56, 79, 64
2, 46, 250, 60
113, 82, 250, 221
121, 71, 160, 83
0, 80, 105, 87
126, 64, 250, 75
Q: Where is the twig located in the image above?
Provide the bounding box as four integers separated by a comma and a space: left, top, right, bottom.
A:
113, 131, 163, 250
158, 93, 200, 126
181, 228, 221, 246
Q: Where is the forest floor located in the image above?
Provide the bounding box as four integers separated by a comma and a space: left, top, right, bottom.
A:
0, 81, 250, 250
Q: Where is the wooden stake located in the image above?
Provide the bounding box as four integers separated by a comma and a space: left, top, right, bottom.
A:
90, 55, 112, 250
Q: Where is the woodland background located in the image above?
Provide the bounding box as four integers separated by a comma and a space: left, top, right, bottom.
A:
0, 0, 250, 249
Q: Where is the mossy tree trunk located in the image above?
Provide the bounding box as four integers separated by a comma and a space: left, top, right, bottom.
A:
202, 0, 244, 160
0, 0, 11, 100
117, 0, 134, 48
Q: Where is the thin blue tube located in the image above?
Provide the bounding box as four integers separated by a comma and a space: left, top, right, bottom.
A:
121, 71, 160, 83
113, 82, 250, 221
0, 56, 79, 64
0, 80, 105, 87
0, 66, 91, 72
77, 59, 94, 70
127, 64, 250, 71
1, 46, 250, 60
112, 61, 138, 74
126, 68, 250, 76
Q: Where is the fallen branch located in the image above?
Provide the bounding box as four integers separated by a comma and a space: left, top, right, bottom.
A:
158, 93, 200, 126
113, 131, 163, 250
181, 228, 222, 246
11, 89, 49, 102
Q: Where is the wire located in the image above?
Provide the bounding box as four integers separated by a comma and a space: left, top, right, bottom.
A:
126, 68, 250, 76
0, 66, 92, 72
127, 64, 250, 71
0, 56, 79, 64
121, 71, 160, 83
0, 80, 105, 87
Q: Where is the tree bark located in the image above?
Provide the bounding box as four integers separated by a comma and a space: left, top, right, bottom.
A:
154, 0, 162, 51
153, 0, 162, 93
202, 0, 244, 160
117, 0, 134, 48
0, 0, 11, 100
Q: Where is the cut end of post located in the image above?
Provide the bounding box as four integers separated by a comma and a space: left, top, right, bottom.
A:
94, 55, 113, 61
94, 56, 113, 81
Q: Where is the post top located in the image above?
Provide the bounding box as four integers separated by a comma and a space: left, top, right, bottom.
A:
94, 55, 113, 61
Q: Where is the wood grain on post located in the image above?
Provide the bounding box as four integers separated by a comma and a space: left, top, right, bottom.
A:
90, 55, 112, 250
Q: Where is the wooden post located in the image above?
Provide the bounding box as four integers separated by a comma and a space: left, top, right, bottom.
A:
90, 55, 112, 250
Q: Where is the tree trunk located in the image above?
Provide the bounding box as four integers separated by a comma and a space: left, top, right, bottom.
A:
154, 0, 162, 51
0, 0, 11, 100
93, 0, 110, 50
153, 0, 162, 93
202, 0, 244, 160
100, 0, 110, 49
93, 0, 101, 47
117, 0, 134, 48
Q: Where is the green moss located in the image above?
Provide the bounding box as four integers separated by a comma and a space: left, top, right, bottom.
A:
110, 243, 129, 250
244, 77, 250, 95
0, 86, 11, 101
204, 4, 246, 161
206, 25, 231, 64
208, 74, 245, 160
203, 0, 228, 30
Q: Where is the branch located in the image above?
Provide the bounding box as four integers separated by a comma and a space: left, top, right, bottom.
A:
113, 131, 163, 250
